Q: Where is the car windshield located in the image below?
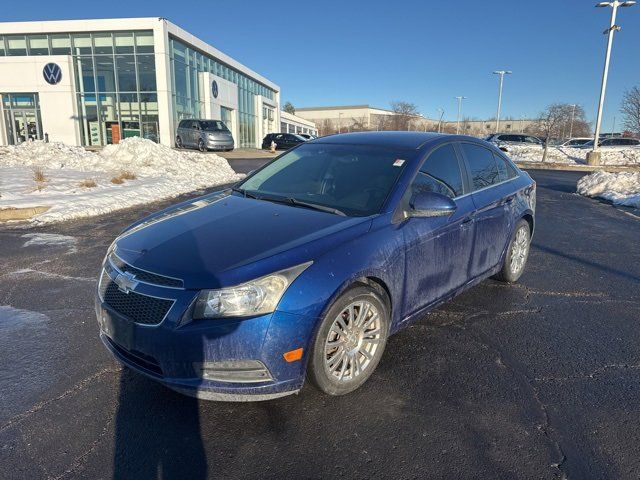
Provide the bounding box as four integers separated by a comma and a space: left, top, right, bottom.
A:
201, 121, 229, 132
236, 143, 411, 216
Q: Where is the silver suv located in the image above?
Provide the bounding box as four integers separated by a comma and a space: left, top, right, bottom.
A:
176, 119, 234, 152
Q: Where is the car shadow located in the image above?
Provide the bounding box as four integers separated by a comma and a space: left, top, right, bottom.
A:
112, 369, 207, 479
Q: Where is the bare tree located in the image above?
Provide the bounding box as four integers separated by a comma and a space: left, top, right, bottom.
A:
390, 101, 420, 130
350, 115, 369, 132
533, 103, 573, 161
320, 119, 334, 136
621, 86, 640, 136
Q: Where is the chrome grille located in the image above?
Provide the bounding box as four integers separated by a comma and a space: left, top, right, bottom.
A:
107, 251, 183, 288
99, 269, 174, 325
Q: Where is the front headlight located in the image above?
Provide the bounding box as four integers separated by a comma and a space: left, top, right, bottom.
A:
193, 262, 312, 319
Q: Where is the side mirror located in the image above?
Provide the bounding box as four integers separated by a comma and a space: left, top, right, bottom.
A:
408, 191, 457, 218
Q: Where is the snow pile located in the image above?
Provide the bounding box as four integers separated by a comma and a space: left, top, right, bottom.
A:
577, 171, 640, 209
0, 138, 243, 224
506, 145, 640, 166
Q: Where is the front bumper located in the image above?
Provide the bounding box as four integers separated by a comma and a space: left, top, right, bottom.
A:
206, 138, 234, 151
95, 269, 319, 401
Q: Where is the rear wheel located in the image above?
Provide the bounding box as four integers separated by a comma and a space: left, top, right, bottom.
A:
198, 139, 206, 152
494, 219, 531, 283
176, 136, 183, 149
308, 285, 390, 396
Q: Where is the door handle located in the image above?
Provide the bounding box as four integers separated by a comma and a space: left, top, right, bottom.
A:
461, 217, 473, 227
504, 197, 514, 205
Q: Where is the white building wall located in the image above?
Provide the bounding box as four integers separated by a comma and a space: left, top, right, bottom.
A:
0, 55, 79, 146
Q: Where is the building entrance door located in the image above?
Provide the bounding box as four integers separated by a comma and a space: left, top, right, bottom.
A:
2, 93, 43, 145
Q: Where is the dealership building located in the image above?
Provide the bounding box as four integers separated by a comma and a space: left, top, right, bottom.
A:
0, 18, 314, 148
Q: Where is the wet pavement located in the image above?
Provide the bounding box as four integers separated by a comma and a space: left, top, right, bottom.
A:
1, 168, 639, 479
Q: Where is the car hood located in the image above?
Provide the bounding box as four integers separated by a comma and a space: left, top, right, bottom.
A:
113, 191, 371, 289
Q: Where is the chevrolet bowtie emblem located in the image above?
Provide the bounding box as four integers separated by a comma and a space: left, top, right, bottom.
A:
114, 271, 138, 294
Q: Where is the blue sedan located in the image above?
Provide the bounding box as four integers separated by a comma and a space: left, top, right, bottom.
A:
96, 132, 536, 400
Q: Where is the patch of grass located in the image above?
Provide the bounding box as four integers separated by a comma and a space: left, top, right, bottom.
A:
110, 170, 137, 184
33, 167, 47, 183
79, 178, 97, 188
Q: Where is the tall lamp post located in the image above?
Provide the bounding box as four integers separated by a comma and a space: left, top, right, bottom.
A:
455, 96, 467, 134
436, 108, 444, 133
588, 0, 636, 165
568, 104, 577, 139
493, 70, 512, 133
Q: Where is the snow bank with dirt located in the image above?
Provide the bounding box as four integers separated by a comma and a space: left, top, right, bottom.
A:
577, 171, 640, 209
507, 145, 640, 166
0, 138, 242, 224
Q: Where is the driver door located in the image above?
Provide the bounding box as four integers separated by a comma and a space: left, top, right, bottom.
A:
400, 143, 475, 318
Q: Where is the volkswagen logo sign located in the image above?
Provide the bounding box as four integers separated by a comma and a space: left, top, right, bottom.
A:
212, 80, 219, 98
43, 63, 63, 85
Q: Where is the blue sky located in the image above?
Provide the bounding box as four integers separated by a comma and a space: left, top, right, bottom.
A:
4, 0, 639, 129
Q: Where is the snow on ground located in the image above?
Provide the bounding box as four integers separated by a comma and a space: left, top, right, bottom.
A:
0, 137, 243, 224
506, 145, 640, 166
22, 233, 78, 253
577, 171, 640, 209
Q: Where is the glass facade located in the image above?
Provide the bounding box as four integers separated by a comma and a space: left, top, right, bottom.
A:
169, 37, 276, 148
0, 31, 159, 146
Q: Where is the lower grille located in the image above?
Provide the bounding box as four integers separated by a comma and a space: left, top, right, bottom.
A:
104, 336, 163, 376
99, 270, 174, 325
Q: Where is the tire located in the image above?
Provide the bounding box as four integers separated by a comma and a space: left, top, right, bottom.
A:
198, 139, 206, 152
494, 218, 531, 283
308, 285, 390, 396
176, 136, 183, 149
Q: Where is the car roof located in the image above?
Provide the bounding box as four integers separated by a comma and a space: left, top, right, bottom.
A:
311, 131, 452, 149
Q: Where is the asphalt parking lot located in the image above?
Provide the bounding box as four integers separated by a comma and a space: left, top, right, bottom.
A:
1, 167, 639, 479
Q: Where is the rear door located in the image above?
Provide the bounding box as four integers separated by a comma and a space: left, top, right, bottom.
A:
459, 142, 516, 278
400, 143, 476, 316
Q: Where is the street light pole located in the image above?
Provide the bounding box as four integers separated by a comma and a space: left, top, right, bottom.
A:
436, 108, 444, 133
588, 0, 636, 165
568, 104, 577, 139
455, 96, 467, 134
493, 70, 512, 133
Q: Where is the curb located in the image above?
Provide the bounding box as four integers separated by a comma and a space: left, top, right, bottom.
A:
0, 206, 51, 221
514, 161, 640, 173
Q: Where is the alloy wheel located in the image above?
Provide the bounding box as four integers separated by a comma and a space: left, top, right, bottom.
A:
324, 300, 382, 382
510, 226, 529, 274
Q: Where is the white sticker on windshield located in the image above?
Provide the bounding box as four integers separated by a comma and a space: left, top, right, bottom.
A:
393, 159, 405, 167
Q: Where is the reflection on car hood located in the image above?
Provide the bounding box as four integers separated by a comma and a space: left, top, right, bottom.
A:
114, 191, 371, 289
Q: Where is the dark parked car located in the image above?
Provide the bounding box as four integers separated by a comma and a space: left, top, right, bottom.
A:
176, 119, 234, 152
485, 133, 543, 151
262, 133, 307, 150
97, 132, 535, 401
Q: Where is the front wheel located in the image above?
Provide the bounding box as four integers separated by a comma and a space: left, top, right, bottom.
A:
198, 139, 206, 152
494, 219, 531, 283
176, 136, 183, 148
308, 285, 390, 396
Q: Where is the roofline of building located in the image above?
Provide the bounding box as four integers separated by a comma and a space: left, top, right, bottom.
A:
295, 105, 394, 113
0, 17, 280, 92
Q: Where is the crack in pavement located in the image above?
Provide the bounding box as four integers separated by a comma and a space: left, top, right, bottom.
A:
535, 363, 640, 382
0, 366, 120, 433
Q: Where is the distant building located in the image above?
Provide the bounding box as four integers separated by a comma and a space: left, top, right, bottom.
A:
295, 105, 405, 134
280, 110, 317, 136
441, 118, 539, 136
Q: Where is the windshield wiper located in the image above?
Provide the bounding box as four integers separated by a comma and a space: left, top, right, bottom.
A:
287, 198, 347, 216
231, 187, 260, 199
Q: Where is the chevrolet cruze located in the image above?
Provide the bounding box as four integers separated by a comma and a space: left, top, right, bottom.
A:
97, 132, 536, 401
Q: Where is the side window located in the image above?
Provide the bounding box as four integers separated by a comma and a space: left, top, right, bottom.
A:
493, 153, 517, 181
411, 144, 463, 199
461, 143, 500, 190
